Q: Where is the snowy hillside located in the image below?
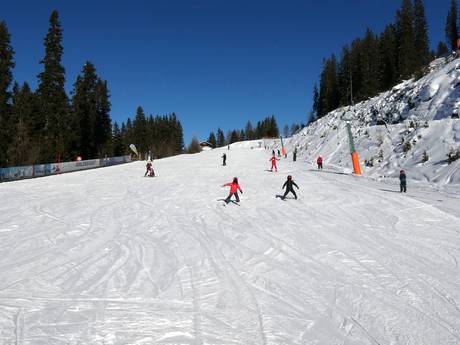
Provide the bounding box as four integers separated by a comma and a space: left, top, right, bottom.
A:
280, 56, 460, 186
1, 143, 460, 344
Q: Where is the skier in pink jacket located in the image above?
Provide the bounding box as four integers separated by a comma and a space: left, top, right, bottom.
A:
222, 177, 243, 203
269, 155, 280, 172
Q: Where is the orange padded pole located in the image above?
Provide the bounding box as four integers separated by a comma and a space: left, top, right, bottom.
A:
351, 152, 361, 175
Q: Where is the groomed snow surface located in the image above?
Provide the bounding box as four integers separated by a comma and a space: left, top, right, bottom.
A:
1, 142, 460, 345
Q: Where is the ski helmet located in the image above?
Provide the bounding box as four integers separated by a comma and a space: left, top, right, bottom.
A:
287, 175, 292, 180
233, 177, 238, 183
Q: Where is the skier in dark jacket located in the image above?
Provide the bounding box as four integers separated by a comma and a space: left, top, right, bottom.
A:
399, 170, 407, 193
293, 148, 297, 162
144, 161, 154, 177
222, 153, 227, 166
281, 175, 299, 199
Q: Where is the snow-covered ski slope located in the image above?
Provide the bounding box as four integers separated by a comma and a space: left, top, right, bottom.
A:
281, 56, 460, 186
1, 142, 460, 345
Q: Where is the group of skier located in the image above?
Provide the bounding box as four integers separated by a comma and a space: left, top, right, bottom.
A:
145, 146, 408, 203
222, 174, 299, 204
220, 151, 302, 204
219, 148, 408, 204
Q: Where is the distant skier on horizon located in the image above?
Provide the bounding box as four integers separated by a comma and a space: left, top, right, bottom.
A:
281, 175, 299, 200
144, 161, 154, 177
317, 156, 323, 170
269, 155, 280, 172
222, 177, 243, 204
399, 170, 407, 193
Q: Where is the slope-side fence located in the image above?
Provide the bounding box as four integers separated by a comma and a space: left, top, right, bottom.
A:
0, 155, 132, 182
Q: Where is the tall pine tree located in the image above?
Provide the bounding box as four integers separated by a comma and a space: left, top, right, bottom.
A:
36, 10, 69, 163
217, 128, 225, 147
244, 121, 255, 140
94, 79, 112, 157
436, 41, 449, 56
133, 106, 148, 158
0, 21, 15, 167
378, 24, 399, 90
413, 0, 430, 72
349, 39, 363, 104
8, 83, 36, 166
229, 130, 239, 144
171, 113, 184, 154
360, 28, 380, 99
445, 0, 459, 51
71, 62, 99, 159
208, 131, 217, 148
318, 55, 340, 117
338, 46, 352, 106
112, 122, 124, 156
396, 0, 416, 80
311, 84, 319, 121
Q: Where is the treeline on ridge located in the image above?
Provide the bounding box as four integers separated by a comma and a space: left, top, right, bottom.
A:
310, 0, 452, 121
204, 116, 303, 149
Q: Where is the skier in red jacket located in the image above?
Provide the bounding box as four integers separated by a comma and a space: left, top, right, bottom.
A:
222, 177, 243, 203
316, 156, 323, 170
269, 155, 280, 172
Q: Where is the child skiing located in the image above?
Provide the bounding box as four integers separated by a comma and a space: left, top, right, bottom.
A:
281, 175, 299, 200
269, 155, 280, 172
144, 161, 155, 177
399, 170, 407, 193
222, 177, 243, 204
316, 156, 323, 170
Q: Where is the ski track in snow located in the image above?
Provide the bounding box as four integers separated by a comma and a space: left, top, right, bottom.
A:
0, 142, 460, 345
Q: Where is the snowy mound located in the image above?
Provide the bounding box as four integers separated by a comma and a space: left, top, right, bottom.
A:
277, 56, 460, 186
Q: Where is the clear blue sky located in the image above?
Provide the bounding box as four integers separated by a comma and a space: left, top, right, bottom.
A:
1, 0, 449, 144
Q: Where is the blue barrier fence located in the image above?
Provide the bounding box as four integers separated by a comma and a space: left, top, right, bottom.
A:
0, 155, 131, 182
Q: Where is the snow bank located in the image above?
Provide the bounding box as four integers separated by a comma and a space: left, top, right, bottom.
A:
274, 56, 460, 186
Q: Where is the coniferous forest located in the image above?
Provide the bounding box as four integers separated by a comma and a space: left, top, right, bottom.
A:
0, 10, 185, 168
310, 0, 455, 121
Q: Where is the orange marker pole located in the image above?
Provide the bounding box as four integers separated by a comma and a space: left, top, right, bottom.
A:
280, 136, 286, 157
346, 121, 361, 175
351, 151, 361, 175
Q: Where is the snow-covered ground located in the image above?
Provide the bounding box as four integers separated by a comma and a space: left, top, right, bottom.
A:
1, 143, 460, 344
279, 56, 460, 187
